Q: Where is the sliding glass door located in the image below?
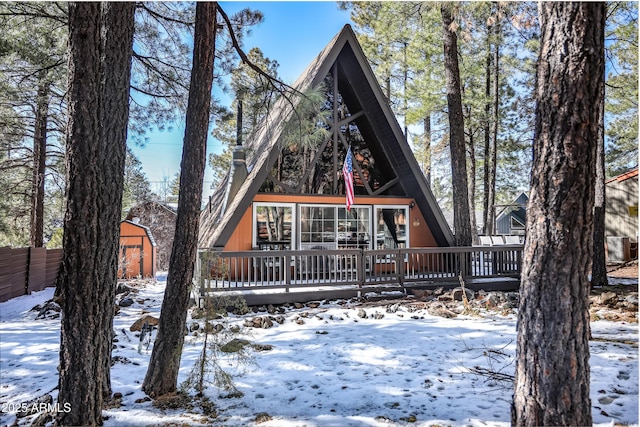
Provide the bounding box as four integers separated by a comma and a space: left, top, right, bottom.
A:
374, 206, 409, 249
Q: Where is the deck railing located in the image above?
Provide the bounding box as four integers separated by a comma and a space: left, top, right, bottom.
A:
195, 245, 523, 294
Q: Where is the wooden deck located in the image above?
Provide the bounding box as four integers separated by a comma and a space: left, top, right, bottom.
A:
195, 245, 523, 306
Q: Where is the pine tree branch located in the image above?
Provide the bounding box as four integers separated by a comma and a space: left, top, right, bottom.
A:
130, 84, 176, 99
216, 5, 302, 100
139, 3, 193, 27
216, 4, 317, 145
132, 51, 190, 91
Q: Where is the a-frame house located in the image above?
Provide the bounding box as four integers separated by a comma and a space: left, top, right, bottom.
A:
199, 24, 453, 252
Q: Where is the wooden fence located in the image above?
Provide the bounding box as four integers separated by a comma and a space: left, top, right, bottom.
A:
0, 247, 63, 303
196, 245, 524, 295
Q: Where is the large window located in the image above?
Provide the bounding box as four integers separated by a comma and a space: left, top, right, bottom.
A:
253, 203, 294, 249
375, 206, 409, 249
299, 205, 371, 249
254, 203, 409, 251
299, 206, 335, 247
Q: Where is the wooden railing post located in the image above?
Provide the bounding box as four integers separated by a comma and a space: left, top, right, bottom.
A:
284, 253, 291, 292
357, 249, 365, 286
396, 249, 404, 286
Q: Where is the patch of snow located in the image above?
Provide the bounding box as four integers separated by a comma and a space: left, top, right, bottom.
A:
0, 277, 637, 427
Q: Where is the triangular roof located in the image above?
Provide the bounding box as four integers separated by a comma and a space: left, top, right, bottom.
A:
606, 167, 638, 184
199, 24, 453, 248
496, 193, 528, 223
126, 200, 177, 220
121, 220, 157, 247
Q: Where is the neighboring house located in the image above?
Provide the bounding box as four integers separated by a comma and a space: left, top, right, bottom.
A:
198, 25, 453, 252
496, 193, 528, 236
441, 210, 485, 238
119, 220, 157, 279
605, 168, 638, 261
126, 201, 177, 270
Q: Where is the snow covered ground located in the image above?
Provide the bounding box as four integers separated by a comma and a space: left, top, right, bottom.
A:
0, 274, 637, 427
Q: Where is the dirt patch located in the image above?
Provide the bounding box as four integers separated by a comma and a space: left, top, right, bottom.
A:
361, 273, 638, 324
607, 261, 638, 279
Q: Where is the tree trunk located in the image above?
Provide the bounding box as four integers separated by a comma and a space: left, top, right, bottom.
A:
482, 34, 491, 235
423, 115, 431, 186
592, 60, 608, 287
57, 3, 134, 425
441, 4, 472, 247
487, 22, 499, 236
142, 1, 216, 397
30, 73, 49, 248
511, 3, 604, 426
98, 1, 136, 401
467, 130, 478, 244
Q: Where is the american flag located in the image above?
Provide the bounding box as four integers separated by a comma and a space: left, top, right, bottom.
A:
342, 146, 354, 211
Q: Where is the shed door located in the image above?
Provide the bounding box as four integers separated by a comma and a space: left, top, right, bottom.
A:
120, 245, 143, 279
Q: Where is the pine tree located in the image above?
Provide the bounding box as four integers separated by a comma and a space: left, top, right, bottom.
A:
441, 3, 472, 246
512, 3, 604, 424
604, 1, 638, 176
122, 147, 153, 213
143, 1, 217, 397
0, 2, 67, 247
57, 2, 135, 424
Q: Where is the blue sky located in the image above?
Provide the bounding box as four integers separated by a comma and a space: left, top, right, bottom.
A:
128, 2, 353, 195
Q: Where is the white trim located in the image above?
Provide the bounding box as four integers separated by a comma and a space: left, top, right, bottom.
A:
298, 204, 372, 250
252, 202, 296, 249
510, 215, 525, 230
373, 205, 410, 249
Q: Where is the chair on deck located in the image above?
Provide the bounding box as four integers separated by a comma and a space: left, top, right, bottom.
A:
478, 236, 493, 246
503, 235, 521, 244
490, 235, 505, 245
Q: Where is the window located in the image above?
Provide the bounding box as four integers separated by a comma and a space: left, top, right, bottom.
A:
299, 205, 372, 249
253, 203, 294, 250
375, 206, 409, 249
299, 206, 336, 247
337, 207, 370, 249
510, 216, 525, 231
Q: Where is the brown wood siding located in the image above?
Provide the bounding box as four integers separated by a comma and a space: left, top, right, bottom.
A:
223, 208, 254, 252
27, 247, 48, 293
0, 247, 28, 302
119, 221, 156, 278
222, 194, 438, 251
0, 247, 63, 302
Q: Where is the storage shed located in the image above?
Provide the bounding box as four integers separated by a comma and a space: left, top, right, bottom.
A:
125, 201, 177, 270
605, 168, 638, 261
119, 220, 157, 279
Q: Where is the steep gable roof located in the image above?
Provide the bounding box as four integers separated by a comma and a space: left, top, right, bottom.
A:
121, 220, 157, 247
199, 24, 453, 248
497, 193, 529, 224
606, 167, 638, 184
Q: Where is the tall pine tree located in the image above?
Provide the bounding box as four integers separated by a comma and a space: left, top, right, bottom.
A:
57, 2, 135, 424
512, 3, 604, 425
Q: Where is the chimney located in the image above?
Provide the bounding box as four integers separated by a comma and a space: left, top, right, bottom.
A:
222, 98, 248, 213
